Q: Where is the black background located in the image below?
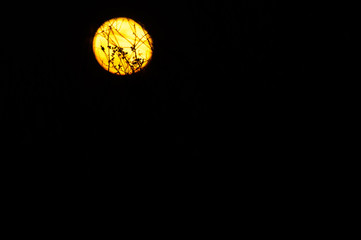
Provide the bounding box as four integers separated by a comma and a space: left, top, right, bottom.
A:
1, 0, 351, 229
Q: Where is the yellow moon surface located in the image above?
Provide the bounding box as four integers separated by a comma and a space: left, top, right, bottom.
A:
93, 17, 153, 75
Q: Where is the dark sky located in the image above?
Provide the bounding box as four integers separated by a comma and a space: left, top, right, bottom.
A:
3, 1, 294, 143
2, 1, 307, 171
6, 1, 354, 219
1, 0, 354, 231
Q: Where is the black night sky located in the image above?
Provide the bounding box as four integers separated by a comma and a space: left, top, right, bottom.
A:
1, 0, 351, 227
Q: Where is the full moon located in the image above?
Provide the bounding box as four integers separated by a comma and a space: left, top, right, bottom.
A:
93, 17, 153, 75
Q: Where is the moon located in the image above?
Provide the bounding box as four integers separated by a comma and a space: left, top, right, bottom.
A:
93, 17, 153, 75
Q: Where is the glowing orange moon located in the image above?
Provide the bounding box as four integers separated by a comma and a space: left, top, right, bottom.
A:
93, 17, 153, 75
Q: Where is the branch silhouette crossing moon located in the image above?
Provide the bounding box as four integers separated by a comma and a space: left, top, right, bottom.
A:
93, 17, 153, 75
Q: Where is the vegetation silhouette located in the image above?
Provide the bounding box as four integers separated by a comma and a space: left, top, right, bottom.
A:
94, 18, 153, 76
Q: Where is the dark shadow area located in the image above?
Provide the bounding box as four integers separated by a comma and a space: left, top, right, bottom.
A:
2, 1, 345, 222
